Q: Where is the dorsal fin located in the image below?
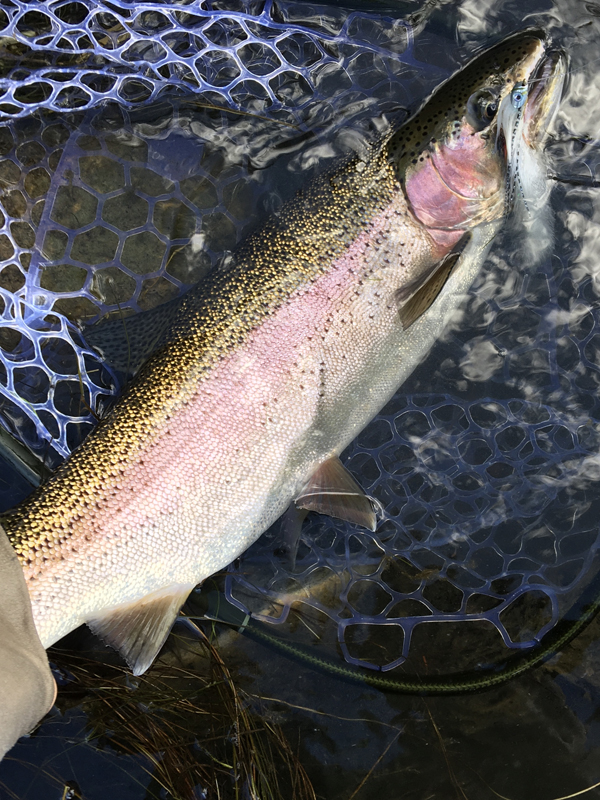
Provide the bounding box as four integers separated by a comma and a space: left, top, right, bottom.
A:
84, 294, 183, 378
295, 456, 377, 531
0, 425, 52, 488
396, 251, 461, 330
0, 523, 56, 758
87, 583, 194, 676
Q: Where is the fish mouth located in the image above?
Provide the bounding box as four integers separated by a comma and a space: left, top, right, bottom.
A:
523, 48, 566, 147
496, 46, 565, 161
497, 45, 565, 215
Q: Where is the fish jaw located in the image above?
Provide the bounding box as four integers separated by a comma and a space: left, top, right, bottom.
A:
503, 48, 566, 217
523, 49, 566, 148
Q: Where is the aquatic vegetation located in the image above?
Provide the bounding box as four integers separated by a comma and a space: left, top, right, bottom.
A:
2, 628, 315, 800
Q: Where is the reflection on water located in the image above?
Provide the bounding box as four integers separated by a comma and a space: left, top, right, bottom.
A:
2, 0, 600, 798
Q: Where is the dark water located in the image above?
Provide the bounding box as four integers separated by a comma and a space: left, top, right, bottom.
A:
2, 0, 600, 798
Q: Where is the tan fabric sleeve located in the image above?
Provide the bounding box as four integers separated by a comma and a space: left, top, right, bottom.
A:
0, 523, 56, 759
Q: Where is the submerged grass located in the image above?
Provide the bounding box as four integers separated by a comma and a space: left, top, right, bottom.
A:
43, 625, 316, 800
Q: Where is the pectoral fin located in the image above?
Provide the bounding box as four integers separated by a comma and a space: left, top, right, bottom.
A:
295, 456, 377, 531
87, 583, 195, 676
396, 251, 461, 330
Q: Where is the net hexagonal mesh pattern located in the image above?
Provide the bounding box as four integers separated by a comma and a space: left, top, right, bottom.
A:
0, 0, 421, 460
0, 0, 411, 120
1, 1, 599, 674
223, 233, 600, 670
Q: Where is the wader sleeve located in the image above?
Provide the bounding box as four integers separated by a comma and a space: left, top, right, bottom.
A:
0, 523, 56, 759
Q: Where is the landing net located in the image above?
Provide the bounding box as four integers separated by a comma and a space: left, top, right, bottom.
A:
1, 0, 597, 673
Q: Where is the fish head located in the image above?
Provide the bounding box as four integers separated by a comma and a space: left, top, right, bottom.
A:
394, 31, 565, 245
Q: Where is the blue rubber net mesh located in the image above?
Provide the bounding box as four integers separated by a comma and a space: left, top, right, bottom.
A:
224, 238, 600, 671
0, 0, 418, 462
1, 0, 598, 673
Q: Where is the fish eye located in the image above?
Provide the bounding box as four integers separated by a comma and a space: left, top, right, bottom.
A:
484, 101, 498, 119
466, 89, 499, 131
511, 84, 528, 109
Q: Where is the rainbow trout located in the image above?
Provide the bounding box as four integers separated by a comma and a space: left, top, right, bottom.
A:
1, 31, 563, 676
